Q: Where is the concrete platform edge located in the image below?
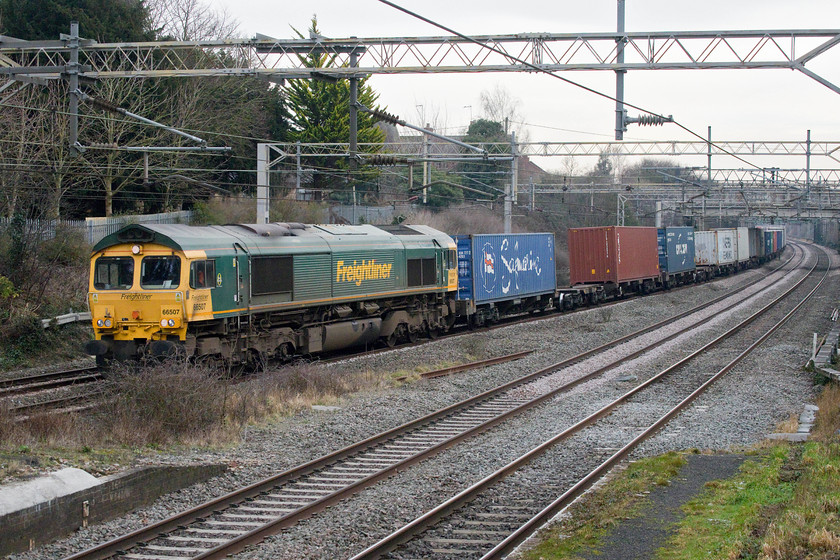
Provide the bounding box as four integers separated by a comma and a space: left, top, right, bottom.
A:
0, 463, 226, 556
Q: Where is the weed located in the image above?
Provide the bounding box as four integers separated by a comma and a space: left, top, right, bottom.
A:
597, 306, 614, 324
462, 336, 487, 360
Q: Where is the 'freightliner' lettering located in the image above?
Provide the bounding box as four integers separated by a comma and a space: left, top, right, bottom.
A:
336, 260, 393, 286
120, 294, 153, 300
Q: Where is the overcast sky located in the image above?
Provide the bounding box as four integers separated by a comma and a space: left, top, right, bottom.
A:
208, 0, 840, 173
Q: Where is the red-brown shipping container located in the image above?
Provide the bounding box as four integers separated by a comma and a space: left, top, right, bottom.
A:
568, 226, 660, 285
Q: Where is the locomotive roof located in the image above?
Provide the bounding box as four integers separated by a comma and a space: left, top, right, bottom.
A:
92, 222, 454, 255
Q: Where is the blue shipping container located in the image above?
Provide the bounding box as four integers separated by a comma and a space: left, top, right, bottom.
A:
455, 233, 556, 304
657, 227, 695, 274
764, 230, 773, 255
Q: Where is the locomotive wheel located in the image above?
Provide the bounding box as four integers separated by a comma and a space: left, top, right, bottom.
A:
427, 322, 440, 339
407, 327, 418, 343
385, 331, 399, 348
277, 343, 294, 361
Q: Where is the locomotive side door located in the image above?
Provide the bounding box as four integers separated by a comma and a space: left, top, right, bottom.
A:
232, 243, 250, 312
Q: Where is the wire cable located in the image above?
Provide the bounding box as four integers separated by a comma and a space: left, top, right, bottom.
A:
376, 0, 766, 172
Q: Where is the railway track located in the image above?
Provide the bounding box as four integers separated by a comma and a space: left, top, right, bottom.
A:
351, 244, 827, 559
0, 366, 103, 421
0, 366, 100, 397
62, 246, 806, 560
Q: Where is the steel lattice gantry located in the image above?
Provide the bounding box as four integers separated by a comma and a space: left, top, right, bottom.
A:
265, 140, 840, 162
3, 27, 840, 226
2, 29, 840, 91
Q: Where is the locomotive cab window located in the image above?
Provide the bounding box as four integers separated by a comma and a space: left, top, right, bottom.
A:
190, 260, 215, 289
407, 257, 437, 287
140, 256, 181, 289
94, 257, 134, 290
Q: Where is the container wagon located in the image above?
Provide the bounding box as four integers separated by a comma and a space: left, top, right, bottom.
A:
454, 233, 556, 327
567, 226, 660, 298
657, 226, 696, 287
696, 229, 738, 278
735, 227, 751, 269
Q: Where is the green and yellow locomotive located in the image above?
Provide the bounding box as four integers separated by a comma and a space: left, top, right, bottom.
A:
86, 222, 458, 365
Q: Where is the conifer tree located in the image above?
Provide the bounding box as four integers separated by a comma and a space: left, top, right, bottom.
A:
283, 17, 385, 202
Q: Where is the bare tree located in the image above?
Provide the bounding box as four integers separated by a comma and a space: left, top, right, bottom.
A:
479, 83, 529, 142
147, 0, 239, 41
0, 82, 76, 220
80, 78, 161, 216
560, 155, 579, 178
413, 100, 448, 133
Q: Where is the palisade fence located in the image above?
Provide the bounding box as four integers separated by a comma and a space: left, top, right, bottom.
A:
0, 210, 194, 246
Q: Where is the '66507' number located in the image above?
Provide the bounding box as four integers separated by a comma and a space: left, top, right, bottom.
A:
161, 308, 180, 316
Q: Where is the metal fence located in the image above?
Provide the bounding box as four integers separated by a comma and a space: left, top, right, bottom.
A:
0, 210, 193, 246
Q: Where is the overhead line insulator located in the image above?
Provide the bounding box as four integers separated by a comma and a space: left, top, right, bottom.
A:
366, 107, 403, 126
366, 154, 407, 166
625, 113, 675, 127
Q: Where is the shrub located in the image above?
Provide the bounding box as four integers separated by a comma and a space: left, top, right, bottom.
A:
97, 361, 229, 445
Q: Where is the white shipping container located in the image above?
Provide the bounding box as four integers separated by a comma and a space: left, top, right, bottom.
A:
694, 231, 717, 266
716, 229, 737, 264
736, 227, 750, 262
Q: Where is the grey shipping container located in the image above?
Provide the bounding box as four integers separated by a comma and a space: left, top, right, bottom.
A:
657, 226, 695, 274
736, 227, 751, 263
715, 229, 737, 264
694, 231, 717, 266
455, 233, 556, 304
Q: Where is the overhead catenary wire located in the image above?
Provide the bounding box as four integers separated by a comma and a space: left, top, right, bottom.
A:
376, 0, 767, 173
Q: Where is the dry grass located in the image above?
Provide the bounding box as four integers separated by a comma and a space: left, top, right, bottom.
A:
0, 359, 396, 479
225, 364, 392, 424
194, 195, 327, 226
812, 383, 840, 441
775, 412, 800, 434
409, 206, 509, 234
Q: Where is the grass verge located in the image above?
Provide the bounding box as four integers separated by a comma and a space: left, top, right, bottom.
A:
518, 384, 840, 560
520, 451, 687, 560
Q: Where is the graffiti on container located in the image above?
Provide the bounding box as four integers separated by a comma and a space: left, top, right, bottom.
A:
481, 239, 544, 295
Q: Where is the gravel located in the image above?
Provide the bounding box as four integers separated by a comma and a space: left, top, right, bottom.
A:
10, 246, 836, 560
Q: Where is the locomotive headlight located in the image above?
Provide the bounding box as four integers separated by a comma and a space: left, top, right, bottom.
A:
96, 319, 104, 327
167, 319, 176, 327
160, 319, 168, 327
104, 319, 112, 327
131, 244, 142, 255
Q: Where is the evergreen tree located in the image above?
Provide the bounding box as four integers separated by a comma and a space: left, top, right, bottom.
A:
283, 17, 385, 202
458, 118, 510, 200
0, 0, 154, 42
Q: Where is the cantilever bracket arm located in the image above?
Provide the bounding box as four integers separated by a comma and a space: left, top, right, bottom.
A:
76, 89, 207, 145
356, 103, 488, 157
795, 64, 840, 96
793, 33, 840, 95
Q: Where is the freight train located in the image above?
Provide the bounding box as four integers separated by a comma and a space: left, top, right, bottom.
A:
84, 222, 785, 365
